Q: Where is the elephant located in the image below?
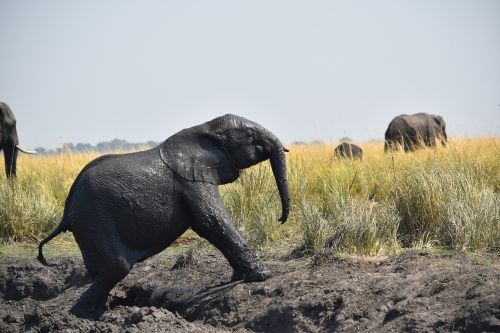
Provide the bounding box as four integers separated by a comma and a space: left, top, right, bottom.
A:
334, 142, 363, 159
37, 114, 290, 319
0, 101, 36, 178
384, 113, 447, 152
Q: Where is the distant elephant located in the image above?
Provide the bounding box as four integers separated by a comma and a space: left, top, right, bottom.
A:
384, 113, 447, 152
334, 142, 363, 159
0, 101, 36, 178
38, 114, 290, 319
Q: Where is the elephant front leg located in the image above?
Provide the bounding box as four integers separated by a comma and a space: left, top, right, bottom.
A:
3, 145, 18, 178
186, 184, 271, 282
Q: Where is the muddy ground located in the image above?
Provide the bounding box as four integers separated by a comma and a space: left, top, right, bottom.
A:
0, 249, 499, 332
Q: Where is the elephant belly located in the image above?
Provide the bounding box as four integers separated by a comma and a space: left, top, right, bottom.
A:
112, 188, 191, 253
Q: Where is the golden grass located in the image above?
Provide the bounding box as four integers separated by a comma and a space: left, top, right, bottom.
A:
1, 137, 498, 256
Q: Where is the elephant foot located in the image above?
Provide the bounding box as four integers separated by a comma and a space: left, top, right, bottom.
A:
231, 262, 271, 282
70, 301, 106, 320
70, 280, 110, 320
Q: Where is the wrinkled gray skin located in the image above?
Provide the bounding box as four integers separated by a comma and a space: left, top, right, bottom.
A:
385, 113, 447, 152
334, 142, 363, 159
38, 114, 290, 319
0, 102, 35, 177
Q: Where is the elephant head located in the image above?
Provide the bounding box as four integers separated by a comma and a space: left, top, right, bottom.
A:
160, 114, 290, 222
0, 102, 36, 178
433, 115, 447, 145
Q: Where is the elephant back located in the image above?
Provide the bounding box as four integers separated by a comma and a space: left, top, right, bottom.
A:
334, 142, 363, 159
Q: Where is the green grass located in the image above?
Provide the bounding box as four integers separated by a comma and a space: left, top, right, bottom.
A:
1, 137, 499, 258
0, 232, 79, 258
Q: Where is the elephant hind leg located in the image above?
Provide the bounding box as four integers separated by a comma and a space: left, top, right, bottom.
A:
72, 221, 134, 318
71, 257, 131, 319
71, 277, 113, 319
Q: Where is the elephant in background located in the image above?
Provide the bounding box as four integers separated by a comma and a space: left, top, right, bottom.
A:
384, 113, 447, 152
38, 114, 290, 319
334, 142, 363, 159
0, 101, 36, 178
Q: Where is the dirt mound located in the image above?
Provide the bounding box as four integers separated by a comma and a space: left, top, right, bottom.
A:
0, 250, 499, 332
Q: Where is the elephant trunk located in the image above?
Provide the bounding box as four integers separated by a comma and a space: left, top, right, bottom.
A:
442, 130, 448, 146
268, 138, 290, 223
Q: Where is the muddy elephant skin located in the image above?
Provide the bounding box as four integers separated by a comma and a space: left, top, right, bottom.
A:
384, 113, 447, 152
37, 114, 290, 319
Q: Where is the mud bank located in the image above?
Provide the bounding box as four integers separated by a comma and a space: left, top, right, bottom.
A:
0, 250, 499, 332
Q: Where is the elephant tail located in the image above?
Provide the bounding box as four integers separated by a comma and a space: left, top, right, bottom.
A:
37, 217, 70, 266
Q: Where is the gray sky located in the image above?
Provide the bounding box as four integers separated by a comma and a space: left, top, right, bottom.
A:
1, 0, 499, 149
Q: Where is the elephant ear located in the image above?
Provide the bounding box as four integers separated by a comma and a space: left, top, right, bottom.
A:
435, 115, 446, 128
160, 129, 240, 185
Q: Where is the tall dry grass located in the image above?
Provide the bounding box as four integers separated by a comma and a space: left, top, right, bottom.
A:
0, 153, 99, 241
224, 138, 499, 254
1, 138, 498, 255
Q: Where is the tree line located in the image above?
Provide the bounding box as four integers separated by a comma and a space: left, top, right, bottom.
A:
34, 139, 160, 155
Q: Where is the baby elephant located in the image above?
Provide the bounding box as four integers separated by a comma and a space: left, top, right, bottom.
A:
334, 142, 363, 159
38, 114, 290, 319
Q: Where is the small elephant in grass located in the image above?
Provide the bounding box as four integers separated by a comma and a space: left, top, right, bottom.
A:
334, 142, 363, 159
385, 113, 447, 152
38, 114, 290, 319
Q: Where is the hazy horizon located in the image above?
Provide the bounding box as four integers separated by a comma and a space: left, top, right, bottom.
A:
1, 1, 499, 149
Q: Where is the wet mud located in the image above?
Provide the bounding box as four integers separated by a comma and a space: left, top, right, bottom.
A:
0, 250, 499, 332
